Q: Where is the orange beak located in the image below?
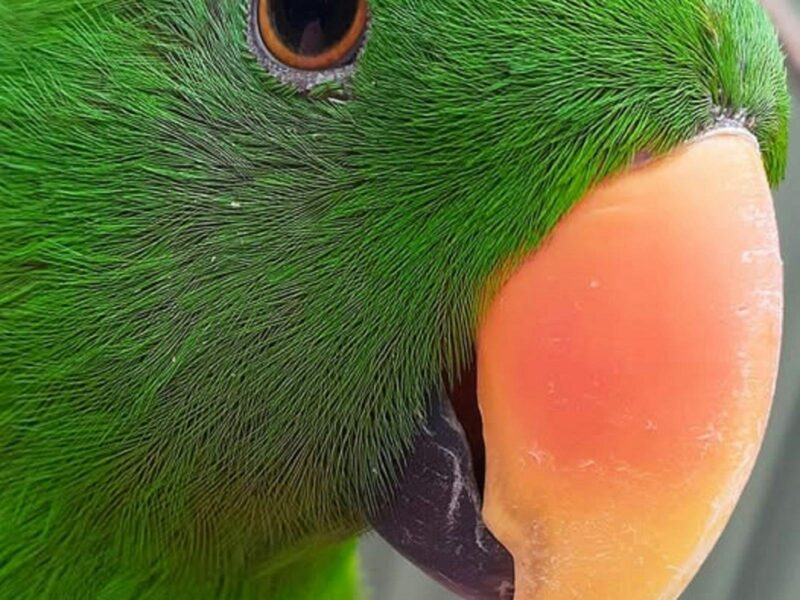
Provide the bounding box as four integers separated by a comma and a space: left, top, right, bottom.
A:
478, 130, 782, 599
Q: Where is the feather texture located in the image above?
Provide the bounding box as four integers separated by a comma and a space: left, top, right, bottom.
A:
0, 0, 788, 597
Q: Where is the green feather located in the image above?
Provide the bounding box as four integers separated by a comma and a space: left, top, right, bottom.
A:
0, 0, 788, 598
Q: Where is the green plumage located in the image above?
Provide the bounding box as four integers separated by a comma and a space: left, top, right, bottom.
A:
0, 0, 788, 598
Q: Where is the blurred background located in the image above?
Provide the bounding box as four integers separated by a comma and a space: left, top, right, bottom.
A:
361, 4, 800, 598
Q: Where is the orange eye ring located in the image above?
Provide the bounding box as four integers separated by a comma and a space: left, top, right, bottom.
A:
257, 0, 368, 71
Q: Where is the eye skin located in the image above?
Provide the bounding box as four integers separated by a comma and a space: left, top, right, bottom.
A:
256, 0, 368, 71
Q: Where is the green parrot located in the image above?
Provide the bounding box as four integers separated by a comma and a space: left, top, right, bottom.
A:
0, 1, 790, 599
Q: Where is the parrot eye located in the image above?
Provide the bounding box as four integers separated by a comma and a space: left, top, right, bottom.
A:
249, 0, 369, 90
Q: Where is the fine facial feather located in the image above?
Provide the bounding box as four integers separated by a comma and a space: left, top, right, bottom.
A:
0, 0, 788, 598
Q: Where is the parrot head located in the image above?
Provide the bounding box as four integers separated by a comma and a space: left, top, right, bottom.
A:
0, 1, 789, 599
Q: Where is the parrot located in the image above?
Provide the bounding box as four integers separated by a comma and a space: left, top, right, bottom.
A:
0, 1, 790, 599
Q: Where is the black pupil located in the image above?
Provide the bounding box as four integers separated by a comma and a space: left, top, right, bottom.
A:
271, 0, 359, 57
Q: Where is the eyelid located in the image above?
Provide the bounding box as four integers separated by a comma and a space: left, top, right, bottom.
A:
247, 0, 369, 92
258, 0, 368, 71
